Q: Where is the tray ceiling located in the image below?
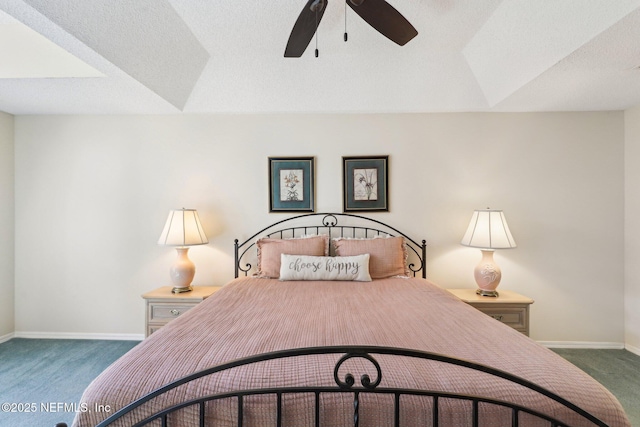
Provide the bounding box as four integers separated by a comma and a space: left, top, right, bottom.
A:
1, 0, 640, 115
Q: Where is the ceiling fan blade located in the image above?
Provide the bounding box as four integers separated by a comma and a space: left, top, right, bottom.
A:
285, 0, 328, 57
346, 0, 417, 46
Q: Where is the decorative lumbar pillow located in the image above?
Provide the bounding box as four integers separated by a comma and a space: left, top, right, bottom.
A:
333, 236, 409, 279
279, 254, 372, 282
256, 235, 329, 278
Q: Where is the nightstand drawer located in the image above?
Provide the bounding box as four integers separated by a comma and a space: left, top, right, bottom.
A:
446, 289, 533, 336
142, 286, 222, 338
148, 302, 197, 322
478, 307, 528, 330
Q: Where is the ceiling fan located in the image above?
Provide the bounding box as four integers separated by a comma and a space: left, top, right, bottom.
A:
284, 0, 418, 57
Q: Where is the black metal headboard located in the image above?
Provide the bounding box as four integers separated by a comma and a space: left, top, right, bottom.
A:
234, 213, 427, 278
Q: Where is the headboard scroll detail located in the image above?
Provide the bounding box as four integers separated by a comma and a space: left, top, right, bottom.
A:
234, 213, 427, 278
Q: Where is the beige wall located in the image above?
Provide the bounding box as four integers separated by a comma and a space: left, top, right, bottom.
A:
625, 106, 640, 353
14, 112, 625, 343
0, 112, 14, 340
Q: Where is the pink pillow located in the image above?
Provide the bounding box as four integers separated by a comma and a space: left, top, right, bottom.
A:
257, 235, 329, 278
333, 236, 409, 279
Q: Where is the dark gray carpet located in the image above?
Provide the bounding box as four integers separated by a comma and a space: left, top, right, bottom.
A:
0, 338, 139, 427
551, 348, 640, 427
0, 339, 637, 426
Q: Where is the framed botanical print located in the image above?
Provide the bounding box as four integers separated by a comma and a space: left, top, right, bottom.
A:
342, 156, 389, 212
269, 157, 315, 212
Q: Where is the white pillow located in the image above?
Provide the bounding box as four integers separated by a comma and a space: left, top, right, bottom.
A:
279, 254, 372, 282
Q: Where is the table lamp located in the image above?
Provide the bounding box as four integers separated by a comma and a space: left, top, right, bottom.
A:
460, 208, 516, 297
158, 208, 208, 293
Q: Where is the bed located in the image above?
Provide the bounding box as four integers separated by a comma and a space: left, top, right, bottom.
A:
64, 213, 630, 427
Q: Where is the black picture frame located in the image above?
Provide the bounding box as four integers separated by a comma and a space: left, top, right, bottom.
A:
269, 157, 315, 212
342, 156, 389, 212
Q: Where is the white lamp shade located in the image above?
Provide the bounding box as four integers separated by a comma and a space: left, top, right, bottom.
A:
158, 209, 209, 246
461, 209, 516, 249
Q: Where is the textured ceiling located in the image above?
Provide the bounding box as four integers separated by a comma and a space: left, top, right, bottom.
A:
0, 0, 640, 115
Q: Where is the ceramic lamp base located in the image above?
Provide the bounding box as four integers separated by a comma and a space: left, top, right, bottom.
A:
169, 247, 195, 293
474, 249, 501, 297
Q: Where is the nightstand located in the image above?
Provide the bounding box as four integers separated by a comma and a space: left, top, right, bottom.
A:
142, 286, 221, 337
447, 288, 534, 336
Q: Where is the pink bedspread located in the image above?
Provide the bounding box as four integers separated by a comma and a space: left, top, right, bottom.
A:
72, 277, 630, 427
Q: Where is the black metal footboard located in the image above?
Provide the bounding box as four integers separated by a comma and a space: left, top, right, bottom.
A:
62, 346, 609, 427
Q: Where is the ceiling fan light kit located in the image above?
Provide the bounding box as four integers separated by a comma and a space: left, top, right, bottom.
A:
284, 0, 418, 58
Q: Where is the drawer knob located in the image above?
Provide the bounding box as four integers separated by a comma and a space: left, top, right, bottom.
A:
491, 315, 504, 321
170, 309, 181, 316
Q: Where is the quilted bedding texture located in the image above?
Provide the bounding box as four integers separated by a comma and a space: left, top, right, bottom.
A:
72, 277, 630, 427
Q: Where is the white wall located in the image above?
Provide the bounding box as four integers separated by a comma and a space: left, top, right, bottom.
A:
14, 112, 625, 343
625, 106, 640, 354
0, 112, 14, 340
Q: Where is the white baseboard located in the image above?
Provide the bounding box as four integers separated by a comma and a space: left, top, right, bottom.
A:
0, 332, 15, 344
538, 341, 625, 349
625, 343, 640, 356
14, 331, 144, 341
4, 333, 638, 353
